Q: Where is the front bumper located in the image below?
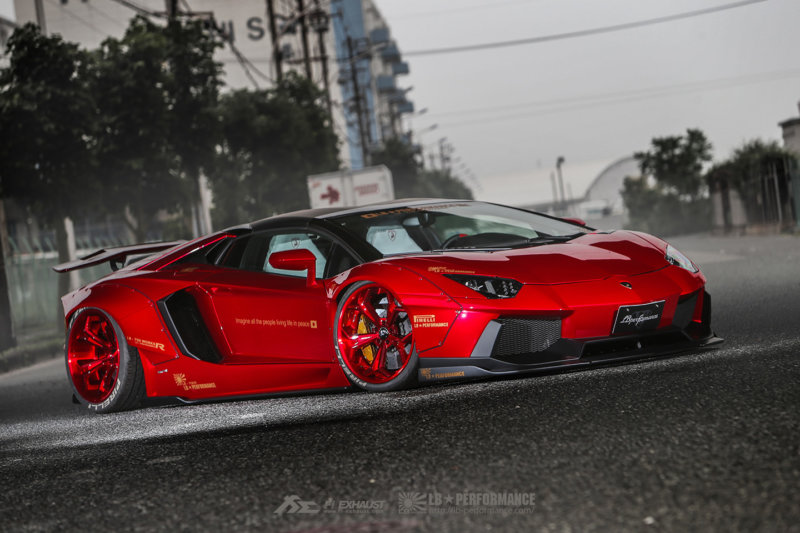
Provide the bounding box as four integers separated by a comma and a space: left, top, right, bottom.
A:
417, 290, 722, 383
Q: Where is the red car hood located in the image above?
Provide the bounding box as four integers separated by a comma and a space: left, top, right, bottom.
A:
387, 231, 668, 285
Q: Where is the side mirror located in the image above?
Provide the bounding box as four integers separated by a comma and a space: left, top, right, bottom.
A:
268, 249, 318, 287
562, 217, 586, 227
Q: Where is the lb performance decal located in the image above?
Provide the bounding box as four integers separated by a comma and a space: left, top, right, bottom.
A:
420, 368, 466, 381
427, 266, 476, 275
173, 373, 217, 391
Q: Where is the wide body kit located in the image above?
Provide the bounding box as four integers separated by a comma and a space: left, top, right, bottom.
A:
57, 200, 721, 411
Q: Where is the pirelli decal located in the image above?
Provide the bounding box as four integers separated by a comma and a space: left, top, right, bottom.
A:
413, 314, 450, 328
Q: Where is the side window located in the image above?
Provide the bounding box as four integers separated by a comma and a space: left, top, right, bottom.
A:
219, 231, 358, 278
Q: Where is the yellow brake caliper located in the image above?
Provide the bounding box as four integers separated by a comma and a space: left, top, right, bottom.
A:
358, 315, 375, 364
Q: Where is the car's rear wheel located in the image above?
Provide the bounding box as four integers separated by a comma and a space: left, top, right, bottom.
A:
334, 281, 417, 392
66, 308, 145, 413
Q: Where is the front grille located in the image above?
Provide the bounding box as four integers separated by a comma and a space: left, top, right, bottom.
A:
491, 317, 561, 358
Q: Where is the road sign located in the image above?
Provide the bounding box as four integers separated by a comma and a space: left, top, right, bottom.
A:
307, 166, 394, 208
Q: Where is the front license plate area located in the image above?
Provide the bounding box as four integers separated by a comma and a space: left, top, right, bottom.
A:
612, 300, 665, 335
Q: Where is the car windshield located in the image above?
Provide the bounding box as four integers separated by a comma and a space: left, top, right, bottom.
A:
329, 201, 590, 256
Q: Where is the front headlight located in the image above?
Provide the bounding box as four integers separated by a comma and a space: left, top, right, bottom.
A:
444, 274, 522, 299
665, 244, 698, 273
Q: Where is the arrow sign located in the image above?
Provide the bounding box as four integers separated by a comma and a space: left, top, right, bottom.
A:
320, 185, 340, 205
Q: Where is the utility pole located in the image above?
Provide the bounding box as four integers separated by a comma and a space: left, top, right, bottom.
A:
317, 28, 332, 118
439, 138, 451, 172
166, 0, 178, 19
0, 201, 15, 351
297, 0, 312, 79
346, 36, 370, 167
266, 0, 283, 81
311, 0, 332, 118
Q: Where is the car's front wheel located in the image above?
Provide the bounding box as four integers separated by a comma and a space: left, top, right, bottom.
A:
66, 308, 145, 413
334, 281, 417, 392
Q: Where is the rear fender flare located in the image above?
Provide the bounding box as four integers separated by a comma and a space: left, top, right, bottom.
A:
63, 283, 179, 366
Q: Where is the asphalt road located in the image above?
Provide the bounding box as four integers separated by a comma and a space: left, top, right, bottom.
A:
1, 233, 799, 532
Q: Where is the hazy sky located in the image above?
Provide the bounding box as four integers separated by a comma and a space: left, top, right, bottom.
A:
2, 0, 799, 207
376, 0, 800, 205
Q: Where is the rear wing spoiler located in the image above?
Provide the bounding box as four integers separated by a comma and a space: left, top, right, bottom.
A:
52, 241, 185, 273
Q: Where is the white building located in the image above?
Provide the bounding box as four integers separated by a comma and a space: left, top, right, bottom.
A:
330, 0, 413, 168
779, 101, 800, 156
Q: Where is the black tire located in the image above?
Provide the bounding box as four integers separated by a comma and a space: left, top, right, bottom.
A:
333, 280, 418, 392
65, 308, 145, 413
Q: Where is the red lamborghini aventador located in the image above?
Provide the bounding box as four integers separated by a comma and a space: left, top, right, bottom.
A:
54, 199, 721, 412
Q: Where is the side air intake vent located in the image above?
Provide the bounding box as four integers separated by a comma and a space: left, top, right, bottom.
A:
160, 290, 223, 363
672, 290, 699, 330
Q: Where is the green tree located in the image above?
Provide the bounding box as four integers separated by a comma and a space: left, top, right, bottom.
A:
371, 138, 473, 200
0, 23, 98, 322
93, 17, 223, 241
93, 18, 179, 241
623, 128, 713, 236
0, 23, 98, 221
706, 139, 797, 226
709, 139, 792, 191
209, 73, 340, 228
164, 18, 223, 234
634, 128, 712, 201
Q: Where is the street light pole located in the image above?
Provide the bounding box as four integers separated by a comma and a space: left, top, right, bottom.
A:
34, 0, 46, 34
556, 156, 566, 214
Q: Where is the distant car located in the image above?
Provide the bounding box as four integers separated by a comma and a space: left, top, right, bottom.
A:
55, 199, 722, 412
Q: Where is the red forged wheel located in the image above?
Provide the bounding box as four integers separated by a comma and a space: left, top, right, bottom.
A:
66, 308, 145, 412
335, 281, 417, 391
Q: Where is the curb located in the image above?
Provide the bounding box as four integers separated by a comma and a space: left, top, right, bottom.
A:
0, 337, 63, 374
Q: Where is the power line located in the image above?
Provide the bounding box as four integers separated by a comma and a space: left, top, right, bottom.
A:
44, 0, 114, 37
427, 68, 800, 120
133, 0, 272, 89
389, 0, 542, 20
107, 0, 164, 19
227, 41, 261, 89
436, 67, 800, 129
404, 0, 768, 57
84, 2, 129, 32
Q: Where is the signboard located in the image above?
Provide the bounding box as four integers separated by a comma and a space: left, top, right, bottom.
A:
307, 166, 394, 208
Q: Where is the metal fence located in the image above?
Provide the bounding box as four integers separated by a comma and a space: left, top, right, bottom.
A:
5, 237, 126, 335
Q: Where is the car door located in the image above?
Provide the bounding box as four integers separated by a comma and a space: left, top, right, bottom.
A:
199, 229, 353, 364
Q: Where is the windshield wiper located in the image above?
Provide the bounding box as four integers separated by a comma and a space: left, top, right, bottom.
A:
525, 232, 584, 244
